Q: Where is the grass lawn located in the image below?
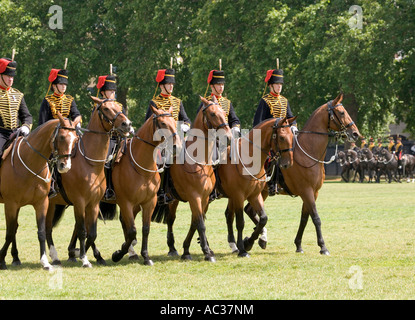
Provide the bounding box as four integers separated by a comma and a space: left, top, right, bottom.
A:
0, 180, 414, 300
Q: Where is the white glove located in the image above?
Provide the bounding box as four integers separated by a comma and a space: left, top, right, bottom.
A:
20, 126, 30, 136
291, 126, 298, 135
231, 126, 241, 138
76, 122, 82, 129
181, 123, 190, 133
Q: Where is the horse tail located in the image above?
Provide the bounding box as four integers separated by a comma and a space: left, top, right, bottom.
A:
99, 201, 118, 220
151, 202, 170, 224
52, 205, 67, 227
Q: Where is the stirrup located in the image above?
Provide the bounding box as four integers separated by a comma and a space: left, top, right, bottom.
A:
157, 192, 173, 205
48, 187, 58, 199
104, 189, 116, 201
267, 183, 277, 196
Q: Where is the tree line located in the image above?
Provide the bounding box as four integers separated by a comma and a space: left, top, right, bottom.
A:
1, 0, 414, 139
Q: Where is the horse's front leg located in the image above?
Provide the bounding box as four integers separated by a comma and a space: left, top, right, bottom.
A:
35, 199, 54, 271
166, 200, 179, 257
225, 203, 238, 254
243, 195, 267, 253
140, 201, 156, 266
73, 207, 90, 268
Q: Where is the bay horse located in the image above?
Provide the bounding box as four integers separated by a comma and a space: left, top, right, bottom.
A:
360, 147, 379, 182
0, 114, 79, 270
243, 93, 360, 255
219, 116, 295, 257
378, 148, 400, 183
45, 96, 132, 267
148, 96, 232, 262
106, 105, 181, 266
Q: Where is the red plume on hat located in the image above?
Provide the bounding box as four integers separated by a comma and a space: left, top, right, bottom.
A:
97, 75, 108, 89
0, 59, 10, 74
207, 70, 216, 84
156, 69, 166, 83
48, 69, 61, 83
264, 69, 274, 83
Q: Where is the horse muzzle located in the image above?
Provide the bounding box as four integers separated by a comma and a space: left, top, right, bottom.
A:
57, 157, 72, 174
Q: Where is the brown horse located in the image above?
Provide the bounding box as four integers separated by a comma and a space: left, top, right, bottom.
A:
0, 114, 80, 270
107, 105, 181, 266
45, 96, 132, 267
147, 96, 232, 262
219, 116, 296, 257
243, 93, 360, 255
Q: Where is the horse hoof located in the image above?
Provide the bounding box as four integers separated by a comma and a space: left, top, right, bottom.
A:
0, 262, 7, 270
243, 237, 253, 252
205, 256, 216, 263
129, 254, 140, 261
320, 249, 330, 255
12, 259, 21, 266
168, 250, 179, 257
296, 249, 304, 254
97, 258, 107, 266
144, 260, 154, 266
82, 262, 92, 268
238, 252, 250, 258
112, 250, 124, 263
43, 265, 54, 271
52, 260, 62, 266
181, 254, 192, 261
258, 239, 267, 250
67, 257, 78, 263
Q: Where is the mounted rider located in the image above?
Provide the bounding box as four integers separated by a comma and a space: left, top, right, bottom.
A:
145, 67, 191, 204
96, 74, 129, 201
0, 57, 33, 164
395, 136, 404, 174
253, 64, 297, 195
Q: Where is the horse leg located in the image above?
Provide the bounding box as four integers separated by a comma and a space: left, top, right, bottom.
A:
112, 202, 137, 263
181, 220, 197, 261
85, 205, 105, 266
0, 203, 19, 270
166, 200, 179, 257
67, 227, 79, 262
225, 203, 238, 254
45, 204, 61, 265
243, 196, 267, 253
73, 207, 89, 268
234, 203, 249, 258
140, 201, 155, 266
35, 200, 53, 270
11, 239, 21, 266
294, 203, 309, 254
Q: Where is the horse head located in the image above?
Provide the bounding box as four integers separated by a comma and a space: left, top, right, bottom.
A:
150, 104, 182, 157
272, 116, 295, 170
337, 151, 347, 166
90, 96, 132, 136
52, 112, 80, 173
327, 93, 360, 143
199, 96, 232, 145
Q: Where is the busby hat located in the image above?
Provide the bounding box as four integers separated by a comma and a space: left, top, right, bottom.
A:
49, 69, 68, 85
0, 58, 17, 77
156, 68, 175, 84
265, 69, 284, 84
97, 75, 117, 92
208, 70, 225, 85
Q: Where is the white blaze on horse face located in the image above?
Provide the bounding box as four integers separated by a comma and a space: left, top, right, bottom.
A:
58, 131, 76, 173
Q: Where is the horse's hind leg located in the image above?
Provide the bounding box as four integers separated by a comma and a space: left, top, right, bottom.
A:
85, 205, 106, 266
166, 200, 179, 257
112, 203, 137, 264
0, 204, 19, 270
11, 239, 21, 266
294, 203, 309, 254
140, 202, 155, 266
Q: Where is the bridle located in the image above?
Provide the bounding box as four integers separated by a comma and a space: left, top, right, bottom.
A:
202, 102, 229, 131
327, 100, 355, 139
96, 99, 124, 133
12, 123, 77, 183
130, 112, 177, 173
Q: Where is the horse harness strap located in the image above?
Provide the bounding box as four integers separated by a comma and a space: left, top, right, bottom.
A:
202, 102, 229, 130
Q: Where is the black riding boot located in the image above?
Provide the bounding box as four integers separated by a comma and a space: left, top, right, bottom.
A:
104, 167, 116, 201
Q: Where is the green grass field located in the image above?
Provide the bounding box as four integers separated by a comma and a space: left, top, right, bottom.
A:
0, 180, 414, 300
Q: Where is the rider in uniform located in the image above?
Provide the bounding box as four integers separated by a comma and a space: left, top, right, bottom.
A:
39, 69, 82, 126
96, 74, 129, 201
0, 57, 32, 163
39, 68, 82, 197
395, 136, 404, 174
145, 68, 191, 204
253, 67, 297, 195
360, 137, 367, 149
387, 136, 395, 153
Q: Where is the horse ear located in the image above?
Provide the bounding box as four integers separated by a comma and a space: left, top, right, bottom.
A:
56, 111, 65, 124
199, 95, 208, 105
333, 93, 343, 105
73, 116, 81, 128
289, 116, 297, 125
211, 95, 218, 103
150, 104, 160, 115
90, 96, 103, 104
